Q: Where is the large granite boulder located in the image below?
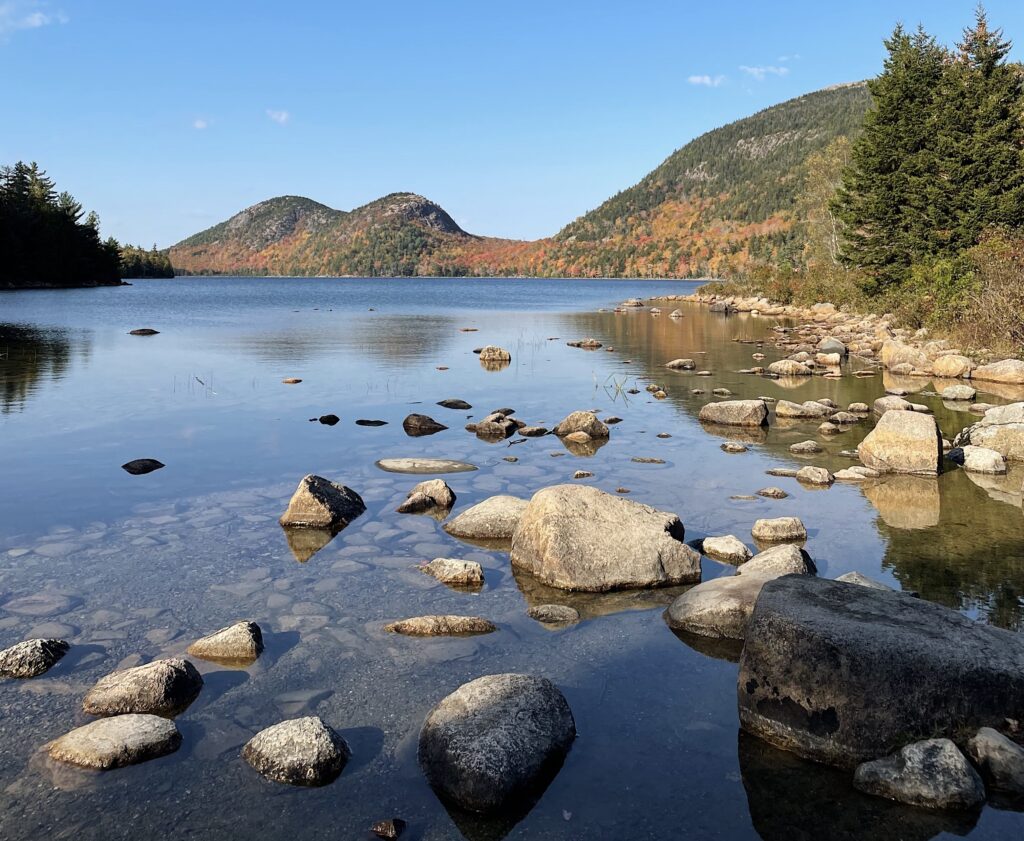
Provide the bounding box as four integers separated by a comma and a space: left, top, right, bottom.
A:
972, 359, 1024, 384
83, 658, 203, 717
857, 410, 941, 475
443, 495, 528, 542
698, 400, 768, 427
738, 576, 1024, 768
48, 714, 181, 770
881, 340, 928, 371
853, 739, 985, 811
279, 475, 366, 529
510, 485, 700, 591
952, 402, 1024, 461
418, 674, 575, 813
243, 716, 350, 786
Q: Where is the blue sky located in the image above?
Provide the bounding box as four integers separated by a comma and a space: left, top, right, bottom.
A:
2, 1, 1023, 246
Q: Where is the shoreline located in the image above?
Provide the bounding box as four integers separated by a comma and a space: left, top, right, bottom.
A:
645, 290, 1024, 391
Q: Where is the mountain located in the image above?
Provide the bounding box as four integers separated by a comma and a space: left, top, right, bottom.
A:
169, 193, 477, 277
169, 83, 873, 278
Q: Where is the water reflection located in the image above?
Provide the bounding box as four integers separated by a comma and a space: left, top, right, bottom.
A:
738, 731, 977, 840
862, 476, 941, 530
281, 525, 341, 562
0, 323, 88, 413
513, 568, 691, 620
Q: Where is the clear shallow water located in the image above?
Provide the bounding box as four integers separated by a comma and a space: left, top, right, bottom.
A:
0, 277, 1022, 840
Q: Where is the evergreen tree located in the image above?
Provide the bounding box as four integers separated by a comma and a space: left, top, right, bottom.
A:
833, 25, 949, 290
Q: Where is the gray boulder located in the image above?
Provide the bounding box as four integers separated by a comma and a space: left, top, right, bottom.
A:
972, 358, 1024, 384
872, 395, 913, 414
857, 410, 942, 475
397, 479, 456, 513
948, 445, 1006, 475
942, 384, 976, 401
187, 621, 263, 666
769, 360, 813, 376
665, 358, 696, 370
83, 657, 203, 717
48, 714, 181, 770
418, 673, 575, 813
738, 576, 1024, 767
527, 604, 581, 624
0, 638, 68, 678
243, 716, 350, 786
698, 400, 768, 427
853, 739, 985, 811
737, 544, 814, 577
552, 411, 609, 438
953, 402, 1024, 461
751, 517, 807, 544
775, 400, 833, 419
701, 535, 752, 564
796, 466, 834, 486
965, 727, 1024, 795
279, 475, 366, 529
835, 571, 893, 590
443, 495, 528, 542
510, 485, 700, 591
817, 337, 847, 356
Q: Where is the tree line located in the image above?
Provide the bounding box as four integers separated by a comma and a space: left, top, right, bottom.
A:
0, 161, 173, 288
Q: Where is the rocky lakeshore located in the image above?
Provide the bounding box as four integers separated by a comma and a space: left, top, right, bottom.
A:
2, 277, 1024, 840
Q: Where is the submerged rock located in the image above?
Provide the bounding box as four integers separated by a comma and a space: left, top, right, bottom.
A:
370, 818, 407, 840
243, 716, 350, 786
418, 673, 575, 813
187, 621, 263, 666
48, 714, 181, 770
121, 459, 165, 475
0, 638, 69, 678
510, 485, 700, 591
853, 739, 984, 811
437, 398, 472, 410
698, 400, 768, 427
83, 658, 203, 717
835, 571, 893, 590
527, 604, 581, 624
738, 575, 1024, 768
279, 475, 366, 529
858, 410, 941, 475
384, 615, 496, 636
443, 495, 528, 542
421, 558, 484, 588
376, 457, 476, 474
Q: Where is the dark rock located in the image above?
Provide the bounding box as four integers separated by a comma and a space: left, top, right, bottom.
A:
318, 414, 340, 425
356, 419, 388, 426
371, 818, 407, 839
418, 674, 575, 813
0, 638, 69, 678
121, 459, 164, 475
853, 739, 985, 810
402, 413, 448, 436
438, 399, 472, 410
128, 328, 159, 335
738, 576, 1024, 768
279, 475, 366, 529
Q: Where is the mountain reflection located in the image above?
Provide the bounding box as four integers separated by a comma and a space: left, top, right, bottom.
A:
0, 324, 88, 414
225, 314, 457, 366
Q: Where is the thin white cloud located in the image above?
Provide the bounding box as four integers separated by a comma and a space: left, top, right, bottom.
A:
739, 65, 790, 81
688, 74, 726, 88
777, 54, 801, 63
0, 1, 67, 39
193, 118, 208, 130
266, 108, 290, 125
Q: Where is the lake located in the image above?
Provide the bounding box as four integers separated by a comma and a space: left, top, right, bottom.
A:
1, 276, 1022, 840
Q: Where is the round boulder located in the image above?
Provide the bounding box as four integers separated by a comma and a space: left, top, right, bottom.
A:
48, 714, 181, 770
0, 638, 69, 678
243, 716, 351, 786
418, 674, 575, 813
83, 657, 203, 717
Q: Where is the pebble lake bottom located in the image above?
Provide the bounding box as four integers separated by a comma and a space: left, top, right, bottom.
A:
0, 276, 1022, 840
